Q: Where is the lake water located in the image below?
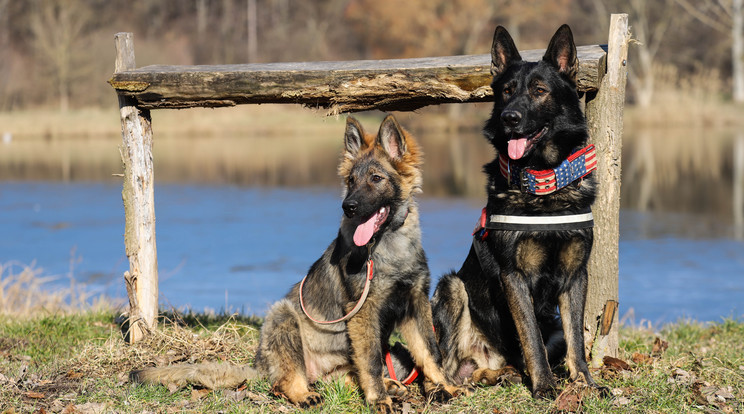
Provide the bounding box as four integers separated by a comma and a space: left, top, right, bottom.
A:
1, 181, 742, 325
1, 114, 743, 324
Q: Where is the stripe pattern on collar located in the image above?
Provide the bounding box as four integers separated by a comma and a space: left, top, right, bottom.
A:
499, 144, 597, 195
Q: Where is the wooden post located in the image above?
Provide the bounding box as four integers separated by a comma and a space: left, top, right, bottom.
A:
584, 14, 629, 365
115, 32, 159, 343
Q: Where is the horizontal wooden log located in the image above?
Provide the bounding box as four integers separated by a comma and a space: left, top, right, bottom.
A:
109, 45, 606, 113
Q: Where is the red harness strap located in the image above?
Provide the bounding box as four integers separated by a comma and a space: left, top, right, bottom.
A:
384, 350, 419, 385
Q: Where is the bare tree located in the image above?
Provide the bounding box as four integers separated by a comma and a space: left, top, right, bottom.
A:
247, 0, 257, 62
30, 0, 91, 112
675, 0, 744, 102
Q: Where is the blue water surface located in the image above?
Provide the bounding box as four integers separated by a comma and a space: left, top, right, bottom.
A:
1, 181, 742, 323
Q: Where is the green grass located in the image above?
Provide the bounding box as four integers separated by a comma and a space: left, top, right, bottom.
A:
1, 310, 742, 413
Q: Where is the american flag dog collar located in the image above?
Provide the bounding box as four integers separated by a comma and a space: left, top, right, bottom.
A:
499, 144, 597, 195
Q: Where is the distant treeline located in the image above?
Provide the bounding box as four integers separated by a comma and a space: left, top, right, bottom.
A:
0, 0, 740, 111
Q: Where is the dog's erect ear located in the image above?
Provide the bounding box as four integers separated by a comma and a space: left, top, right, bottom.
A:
377, 114, 407, 160
344, 116, 366, 156
491, 26, 522, 77
543, 24, 578, 81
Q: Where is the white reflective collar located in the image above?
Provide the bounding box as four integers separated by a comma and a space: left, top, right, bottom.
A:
488, 212, 594, 225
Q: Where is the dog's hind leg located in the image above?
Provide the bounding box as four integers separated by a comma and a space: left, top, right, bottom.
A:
432, 272, 508, 386
400, 287, 469, 401
255, 300, 322, 408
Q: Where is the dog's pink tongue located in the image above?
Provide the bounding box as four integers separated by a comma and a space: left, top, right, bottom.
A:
353, 212, 379, 247
508, 138, 528, 159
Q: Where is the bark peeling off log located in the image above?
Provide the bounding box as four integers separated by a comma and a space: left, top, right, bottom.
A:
109, 46, 606, 113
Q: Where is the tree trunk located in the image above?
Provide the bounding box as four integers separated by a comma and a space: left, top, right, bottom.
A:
115, 33, 159, 343
733, 0, 744, 102
584, 13, 629, 366
247, 0, 258, 62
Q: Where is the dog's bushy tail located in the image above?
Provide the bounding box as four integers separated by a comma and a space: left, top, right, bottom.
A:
131, 362, 258, 390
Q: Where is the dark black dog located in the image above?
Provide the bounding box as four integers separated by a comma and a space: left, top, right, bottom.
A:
431, 24, 606, 398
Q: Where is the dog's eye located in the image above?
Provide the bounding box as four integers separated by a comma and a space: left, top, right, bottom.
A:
534, 87, 547, 96
371, 174, 383, 183
348, 176, 355, 186
503, 87, 512, 97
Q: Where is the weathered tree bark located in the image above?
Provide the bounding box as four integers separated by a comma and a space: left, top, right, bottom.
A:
733, 0, 744, 102
584, 14, 629, 365
108, 45, 606, 113
115, 32, 159, 343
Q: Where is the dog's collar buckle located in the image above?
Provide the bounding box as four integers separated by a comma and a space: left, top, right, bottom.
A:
519, 170, 530, 193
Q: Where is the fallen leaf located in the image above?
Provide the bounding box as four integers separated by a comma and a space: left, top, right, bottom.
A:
690, 381, 711, 405
32, 409, 47, 414
612, 396, 631, 406
191, 388, 210, 400
17, 363, 29, 382
671, 368, 694, 384
60, 404, 78, 414
50, 400, 66, 412
23, 391, 46, 399
554, 382, 593, 413
651, 337, 668, 356
555, 391, 582, 412
603, 356, 631, 371
631, 352, 653, 365
66, 371, 84, 380
166, 383, 180, 393
246, 391, 271, 402
715, 386, 735, 400
75, 403, 108, 414
59, 392, 77, 401
224, 389, 246, 402
699, 384, 719, 404
401, 402, 413, 414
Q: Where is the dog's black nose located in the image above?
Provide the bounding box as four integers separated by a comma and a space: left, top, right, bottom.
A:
501, 110, 522, 127
342, 199, 358, 218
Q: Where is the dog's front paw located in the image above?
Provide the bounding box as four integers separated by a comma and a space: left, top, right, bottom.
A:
470, 366, 522, 386
445, 383, 472, 398
297, 391, 323, 408
383, 378, 408, 398
373, 396, 394, 413
423, 381, 468, 403
532, 384, 558, 400
593, 384, 610, 397
571, 371, 610, 397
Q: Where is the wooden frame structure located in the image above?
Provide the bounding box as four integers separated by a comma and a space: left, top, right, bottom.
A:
110, 14, 628, 364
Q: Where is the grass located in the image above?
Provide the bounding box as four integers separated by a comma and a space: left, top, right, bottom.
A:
1, 302, 742, 413
1, 264, 743, 412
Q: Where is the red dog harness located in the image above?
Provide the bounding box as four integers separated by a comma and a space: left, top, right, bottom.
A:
384, 351, 419, 385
